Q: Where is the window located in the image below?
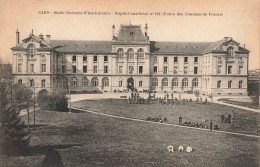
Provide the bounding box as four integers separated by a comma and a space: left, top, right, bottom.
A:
82, 77, 88, 86
104, 56, 108, 62
153, 66, 157, 74
174, 66, 178, 74
194, 57, 198, 63
72, 65, 77, 73
228, 66, 232, 74
60, 77, 68, 86
152, 78, 158, 87
217, 80, 221, 88
119, 80, 123, 87
127, 48, 134, 61
119, 66, 123, 74
227, 46, 234, 56
72, 55, 77, 62
93, 66, 98, 73
18, 79, 22, 85
18, 64, 22, 72
83, 56, 87, 62
238, 66, 243, 74
30, 79, 34, 87
102, 77, 109, 87
139, 66, 143, 74
137, 49, 144, 62
27, 44, 36, 57
239, 80, 243, 88
30, 64, 34, 73
182, 78, 188, 87
139, 81, 143, 87
164, 57, 168, 63
118, 48, 124, 62
154, 56, 158, 63
71, 77, 78, 86
217, 56, 222, 60
93, 56, 98, 62
41, 79, 45, 87
194, 67, 198, 74
163, 66, 167, 74
172, 78, 178, 87
62, 65, 66, 73
184, 57, 188, 63
217, 66, 221, 74
41, 64, 46, 72
83, 66, 87, 73
129, 66, 134, 74
104, 66, 108, 73
162, 78, 168, 87
192, 78, 198, 87
184, 67, 188, 74
228, 80, 232, 88
174, 57, 178, 63
91, 77, 98, 86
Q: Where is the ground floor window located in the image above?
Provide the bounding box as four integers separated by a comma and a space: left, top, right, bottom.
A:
71, 77, 78, 86
18, 79, 22, 85
41, 79, 45, 87
102, 77, 109, 87
172, 78, 178, 87
82, 77, 88, 86
228, 80, 232, 88
60, 77, 68, 86
30, 79, 34, 87
119, 80, 123, 87
192, 78, 198, 87
152, 78, 158, 87
239, 80, 243, 88
139, 81, 143, 87
162, 78, 168, 87
217, 80, 221, 88
92, 77, 98, 86
182, 78, 188, 87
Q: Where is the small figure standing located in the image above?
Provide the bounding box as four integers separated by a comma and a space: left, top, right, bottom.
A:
210, 121, 213, 131
179, 116, 182, 125
227, 114, 231, 123
224, 113, 228, 123
231, 110, 236, 127
221, 114, 224, 123
179, 93, 181, 100
178, 145, 184, 153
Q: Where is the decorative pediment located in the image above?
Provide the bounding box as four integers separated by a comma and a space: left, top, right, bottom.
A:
222, 39, 240, 46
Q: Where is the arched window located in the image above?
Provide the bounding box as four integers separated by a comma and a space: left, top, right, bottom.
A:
102, 77, 109, 87
91, 77, 99, 86
127, 48, 134, 62
117, 48, 124, 62
82, 77, 88, 87
152, 78, 158, 87
137, 48, 144, 62
172, 78, 178, 87
71, 77, 78, 86
192, 78, 198, 87
182, 78, 188, 87
162, 78, 168, 87
227, 46, 234, 56
30, 79, 34, 87
18, 79, 22, 85
27, 44, 36, 58
60, 77, 68, 86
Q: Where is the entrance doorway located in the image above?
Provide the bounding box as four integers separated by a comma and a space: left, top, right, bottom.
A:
127, 78, 134, 91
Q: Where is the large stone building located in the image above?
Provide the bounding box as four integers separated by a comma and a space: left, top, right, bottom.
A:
11, 24, 249, 95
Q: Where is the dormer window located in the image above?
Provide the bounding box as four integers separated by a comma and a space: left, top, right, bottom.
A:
227, 46, 234, 56
27, 43, 36, 57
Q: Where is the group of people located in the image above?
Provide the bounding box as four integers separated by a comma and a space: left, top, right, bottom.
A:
167, 144, 193, 153
220, 111, 236, 127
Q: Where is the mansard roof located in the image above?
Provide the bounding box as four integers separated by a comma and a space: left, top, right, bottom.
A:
150, 41, 211, 55
50, 40, 112, 54
114, 24, 148, 43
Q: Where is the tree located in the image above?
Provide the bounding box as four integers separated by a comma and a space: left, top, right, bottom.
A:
0, 81, 30, 155
12, 84, 34, 129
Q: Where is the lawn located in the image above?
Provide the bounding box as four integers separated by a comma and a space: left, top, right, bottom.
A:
72, 99, 260, 136
0, 99, 259, 167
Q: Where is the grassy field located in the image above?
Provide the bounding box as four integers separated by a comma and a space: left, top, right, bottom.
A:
0, 99, 259, 166
72, 99, 260, 135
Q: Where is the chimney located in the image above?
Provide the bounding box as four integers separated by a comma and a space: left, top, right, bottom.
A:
39, 33, 44, 40
145, 23, 148, 37
46, 35, 51, 44
16, 29, 20, 45
112, 25, 115, 40
244, 44, 246, 48
224, 37, 229, 40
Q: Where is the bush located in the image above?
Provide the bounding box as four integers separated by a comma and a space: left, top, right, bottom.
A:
37, 90, 68, 112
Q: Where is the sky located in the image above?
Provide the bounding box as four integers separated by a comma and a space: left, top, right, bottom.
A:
0, 0, 259, 70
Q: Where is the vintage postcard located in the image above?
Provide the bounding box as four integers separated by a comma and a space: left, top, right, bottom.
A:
0, 0, 259, 166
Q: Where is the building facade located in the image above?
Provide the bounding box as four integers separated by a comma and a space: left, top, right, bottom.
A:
11, 24, 249, 95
